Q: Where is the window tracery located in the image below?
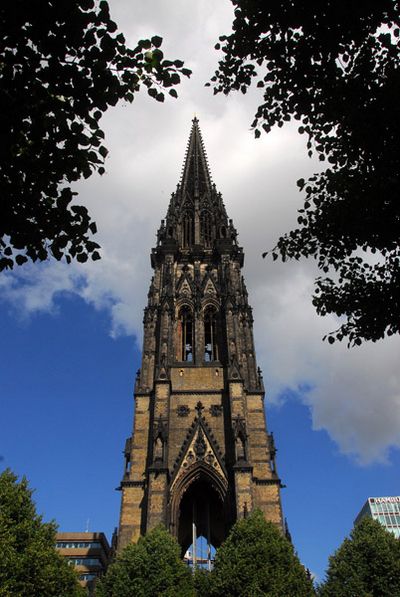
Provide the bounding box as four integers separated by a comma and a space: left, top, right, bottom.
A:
178, 306, 194, 361
201, 211, 212, 246
204, 307, 219, 362
183, 212, 194, 247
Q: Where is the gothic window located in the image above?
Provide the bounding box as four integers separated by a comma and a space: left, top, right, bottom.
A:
201, 211, 212, 246
183, 212, 194, 247
204, 307, 219, 362
178, 306, 194, 362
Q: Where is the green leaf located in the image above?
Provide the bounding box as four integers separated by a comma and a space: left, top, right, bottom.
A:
138, 38, 152, 50
151, 35, 163, 48
211, 511, 313, 596
98, 526, 194, 596
0, 470, 85, 595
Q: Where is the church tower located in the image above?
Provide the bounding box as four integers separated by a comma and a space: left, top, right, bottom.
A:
117, 118, 283, 553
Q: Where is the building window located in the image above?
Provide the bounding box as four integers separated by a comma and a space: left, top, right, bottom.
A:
183, 213, 194, 247
79, 573, 97, 581
201, 211, 212, 246
178, 306, 194, 362
68, 558, 101, 566
56, 542, 101, 549
204, 307, 218, 362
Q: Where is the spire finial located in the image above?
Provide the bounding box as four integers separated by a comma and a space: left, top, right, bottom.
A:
180, 118, 212, 195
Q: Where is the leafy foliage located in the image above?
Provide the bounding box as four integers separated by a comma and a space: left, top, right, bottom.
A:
318, 517, 400, 597
208, 510, 314, 597
96, 525, 194, 597
193, 566, 214, 597
0, 468, 84, 597
0, 0, 190, 272
210, 1, 400, 345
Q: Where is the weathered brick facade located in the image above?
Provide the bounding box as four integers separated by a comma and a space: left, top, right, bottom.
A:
117, 118, 283, 552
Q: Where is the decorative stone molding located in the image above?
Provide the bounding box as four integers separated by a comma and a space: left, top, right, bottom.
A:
177, 405, 190, 417
209, 404, 223, 417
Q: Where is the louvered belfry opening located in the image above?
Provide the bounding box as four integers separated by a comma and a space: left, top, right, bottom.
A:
178, 306, 194, 362
204, 306, 219, 362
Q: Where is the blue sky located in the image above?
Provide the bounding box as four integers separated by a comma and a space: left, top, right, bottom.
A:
1, 0, 399, 584
1, 289, 399, 581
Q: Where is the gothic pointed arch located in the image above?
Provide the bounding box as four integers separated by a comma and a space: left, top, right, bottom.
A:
176, 304, 194, 362
176, 271, 195, 298
201, 271, 219, 299
170, 459, 228, 512
169, 415, 229, 552
200, 209, 213, 247
170, 406, 227, 490
203, 305, 220, 362
169, 459, 229, 552
182, 210, 194, 247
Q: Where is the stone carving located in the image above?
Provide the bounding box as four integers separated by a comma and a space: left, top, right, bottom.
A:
195, 401, 204, 415
154, 436, 164, 462
194, 427, 207, 458
210, 404, 223, 417
153, 417, 167, 465
233, 415, 248, 462
177, 405, 190, 417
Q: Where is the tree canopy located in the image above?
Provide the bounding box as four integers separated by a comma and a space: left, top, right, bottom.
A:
208, 510, 314, 597
96, 525, 194, 597
210, 0, 400, 346
0, 0, 190, 272
318, 517, 400, 597
0, 468, 84, 597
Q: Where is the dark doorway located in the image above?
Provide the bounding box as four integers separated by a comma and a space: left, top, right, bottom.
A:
176, 476, 226, 557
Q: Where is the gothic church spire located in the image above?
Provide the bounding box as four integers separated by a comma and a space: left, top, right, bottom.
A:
156, 118, 238, 253
180, 116, 212, 198
118, 119, 284, 553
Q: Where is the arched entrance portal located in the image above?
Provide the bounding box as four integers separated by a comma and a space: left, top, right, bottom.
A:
170, 462, 229, 562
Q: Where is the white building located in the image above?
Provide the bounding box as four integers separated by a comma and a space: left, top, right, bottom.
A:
355, 497, 400, 539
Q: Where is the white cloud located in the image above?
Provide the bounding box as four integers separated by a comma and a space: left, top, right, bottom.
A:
250, 260, 400, 464
2, 0, 400, 464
